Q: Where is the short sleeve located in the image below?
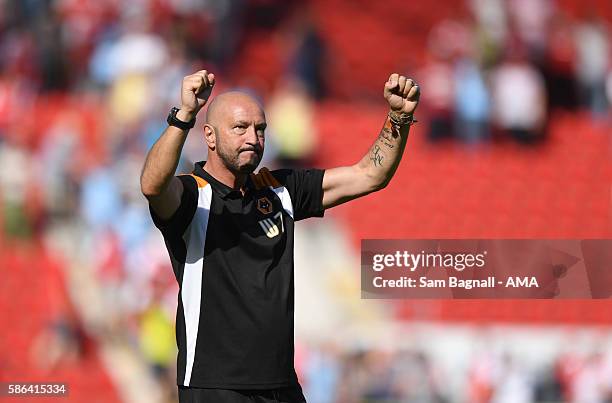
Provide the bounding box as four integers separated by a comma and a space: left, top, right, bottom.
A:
272, 169, 325, 221
148, 175, 198, 236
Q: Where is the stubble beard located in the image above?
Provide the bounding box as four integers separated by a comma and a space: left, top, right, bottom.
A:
217, 145, 261, 174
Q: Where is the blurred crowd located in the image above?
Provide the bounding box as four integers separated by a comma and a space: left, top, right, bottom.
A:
297, 343, 612, 403
0, 0, 610, 402
418, 0, 611, 144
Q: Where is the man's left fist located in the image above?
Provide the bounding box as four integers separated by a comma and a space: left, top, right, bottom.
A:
384, 73, 420, 115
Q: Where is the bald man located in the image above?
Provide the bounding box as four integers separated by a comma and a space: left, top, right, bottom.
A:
141, 70, 420, 402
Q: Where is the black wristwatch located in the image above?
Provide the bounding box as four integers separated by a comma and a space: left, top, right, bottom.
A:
167, 107, 196, 130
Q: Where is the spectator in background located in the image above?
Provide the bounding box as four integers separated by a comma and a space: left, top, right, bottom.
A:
607, 72, 612, 119
103, 12, 168, 133
419, 54, 455, 142
139, 276, 178, 403
571, 352, 612, 403
28, 250, 89, 372
506, 0, 552, 59
267, 77, 316, 167
392, 350, 446, 403
468, 0, 507, 65
574, 15, 610, 118
490, 354, 534, 403
533, 364, 564, 403
36, 10, 70, 92
453, 57, 491, 144
287, 15, 327, 101
303, 343, 341, 403
434, 14, 493, 145
542, 12, 579, 111
39, 111, 82, 218
203, 0, 245, 69
421, 20, 461, 141
360, 349, 398, 402
79, 165, 121, 233
490, 40, 547, 143
0, 134, 35, 239
468, 351, 497, 403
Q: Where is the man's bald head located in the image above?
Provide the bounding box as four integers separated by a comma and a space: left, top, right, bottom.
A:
202, 90, 267, 175
205, 91, 265, 127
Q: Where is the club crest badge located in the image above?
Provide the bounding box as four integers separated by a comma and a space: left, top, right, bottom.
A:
256, 197, 273, 215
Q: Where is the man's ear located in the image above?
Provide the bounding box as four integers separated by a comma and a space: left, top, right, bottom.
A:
203, 124, 216, 150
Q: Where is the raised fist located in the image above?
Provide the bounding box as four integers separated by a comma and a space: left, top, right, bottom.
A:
180, 70, 215, 119
384, 73, 420, 115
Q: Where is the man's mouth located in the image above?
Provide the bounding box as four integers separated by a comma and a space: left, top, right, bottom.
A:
241, 149, 259, 155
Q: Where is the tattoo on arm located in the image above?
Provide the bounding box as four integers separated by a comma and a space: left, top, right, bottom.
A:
370, 145, 384, 167
368, 115, 410, 168
378, 127, 395, 148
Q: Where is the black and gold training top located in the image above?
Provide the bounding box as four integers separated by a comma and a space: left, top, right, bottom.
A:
149, 160, 325, 389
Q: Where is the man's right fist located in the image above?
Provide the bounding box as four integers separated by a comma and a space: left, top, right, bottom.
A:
179, 70, 215, 121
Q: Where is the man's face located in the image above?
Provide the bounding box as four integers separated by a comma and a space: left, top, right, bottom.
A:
214, 99, 266, 174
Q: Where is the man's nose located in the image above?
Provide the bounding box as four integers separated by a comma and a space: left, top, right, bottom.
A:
245, 125, 258, 145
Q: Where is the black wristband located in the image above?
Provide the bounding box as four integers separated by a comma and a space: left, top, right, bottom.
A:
167, 107, 196, 130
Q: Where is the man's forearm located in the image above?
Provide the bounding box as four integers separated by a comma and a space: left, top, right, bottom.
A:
140, 124, 190, 197
357, 111, 413, 189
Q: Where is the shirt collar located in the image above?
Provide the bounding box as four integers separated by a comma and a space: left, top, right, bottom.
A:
192, 161, 253, 199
